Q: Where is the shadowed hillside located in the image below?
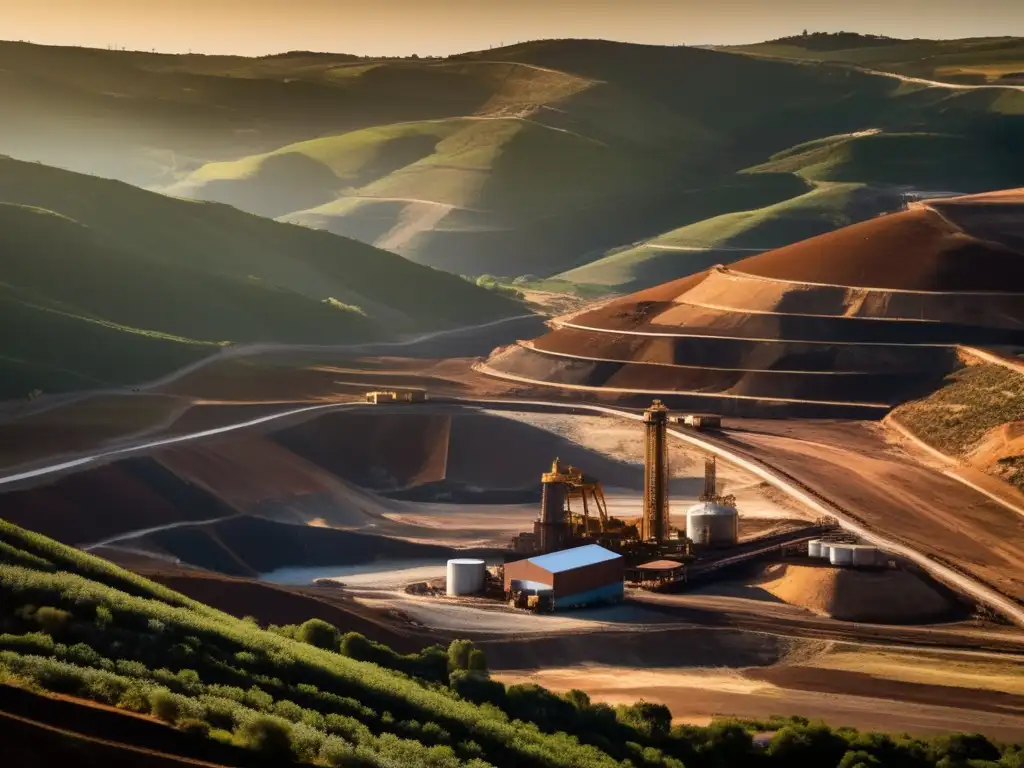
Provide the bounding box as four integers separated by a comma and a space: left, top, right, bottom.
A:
0, 156, 521, 397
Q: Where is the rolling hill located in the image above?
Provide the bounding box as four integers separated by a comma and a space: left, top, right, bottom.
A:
724, 33, 1024, 86
0, 155, 521, 398
5, 38, 1024, 281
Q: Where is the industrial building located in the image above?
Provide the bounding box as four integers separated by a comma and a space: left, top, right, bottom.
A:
504, 544, 624, 610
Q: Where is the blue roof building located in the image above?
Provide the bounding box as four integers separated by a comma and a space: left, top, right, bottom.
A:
504, 544, 624, 610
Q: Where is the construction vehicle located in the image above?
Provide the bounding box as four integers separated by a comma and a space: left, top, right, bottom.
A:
365, 389, 428, 404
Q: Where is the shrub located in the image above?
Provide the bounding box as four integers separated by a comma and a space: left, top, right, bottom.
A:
617, 700, 672, 739
768, 723, 848, 765
447, 639, 474, 672
235, 714, 295, 761
274, 699, 304, 722
117, 684, 151, 713
449, 670, 505, 707
33, 606, 71, 635
467, 649, 488, 675
149, 689, 182, 723
178, 718, 211, 737
94, 605, 114, 629
296, 619, 340, 651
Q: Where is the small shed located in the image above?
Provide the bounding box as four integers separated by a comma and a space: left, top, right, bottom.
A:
503, 544, 623, 610
627, 560, 687, 589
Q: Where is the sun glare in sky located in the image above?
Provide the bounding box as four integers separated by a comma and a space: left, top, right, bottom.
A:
5, 0, 1024, 56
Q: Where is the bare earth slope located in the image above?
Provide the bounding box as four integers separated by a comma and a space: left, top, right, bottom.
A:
484, 192, 1024, 416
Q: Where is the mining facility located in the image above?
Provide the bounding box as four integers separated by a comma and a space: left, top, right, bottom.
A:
482, 400, 890, 612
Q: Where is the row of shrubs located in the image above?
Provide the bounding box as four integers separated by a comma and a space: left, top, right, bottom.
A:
1, 521, 1022, 767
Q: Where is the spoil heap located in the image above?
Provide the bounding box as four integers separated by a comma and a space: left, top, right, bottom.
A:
485, 192, 1024, 417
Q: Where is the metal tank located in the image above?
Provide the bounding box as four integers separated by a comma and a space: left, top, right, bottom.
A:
807, 540, 823, 558
829, 544, 855, 567
446, 559, 486, 596
686, 501, 739, 546
852, 545, 879, 568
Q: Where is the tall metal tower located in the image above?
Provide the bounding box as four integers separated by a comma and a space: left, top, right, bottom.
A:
642, 400, 670, 542
700, 456, 717, 501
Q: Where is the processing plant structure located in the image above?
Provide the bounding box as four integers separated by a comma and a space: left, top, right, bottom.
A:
685, 457, 739, 547
642, 399, 671, 543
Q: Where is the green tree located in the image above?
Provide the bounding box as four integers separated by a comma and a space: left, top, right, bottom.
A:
447, 639, 474, 672
296, 619, 340, 651
236, 715, 295, 761
467, 648, 488, 675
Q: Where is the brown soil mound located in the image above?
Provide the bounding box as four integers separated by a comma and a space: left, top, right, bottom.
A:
755, 563, 956, 624
967, 421, 1024, 488
272, 412, 451, 490
732, 208, 1024, 292
155, 435, 401, 527
0, 458, 235, 546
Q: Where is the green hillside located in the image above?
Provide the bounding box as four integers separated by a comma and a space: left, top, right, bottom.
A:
724, 33, 1024, 85
558, 182, 891, 289
0, 517, 1019, 768
4, 38, 1024, 282
0, 156, 521, 397
745, 130, 1024, 189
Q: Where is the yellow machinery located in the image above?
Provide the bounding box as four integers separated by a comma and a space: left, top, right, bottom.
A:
562, 463, 611, 536
365, 389, 427, 404
536, 458, 610, 552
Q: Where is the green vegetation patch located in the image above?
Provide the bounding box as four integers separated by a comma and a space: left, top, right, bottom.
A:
894, 363, 1024, 455
1, 517, 1019, 767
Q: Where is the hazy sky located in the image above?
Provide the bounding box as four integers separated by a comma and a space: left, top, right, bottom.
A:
6, 0, 1024, 57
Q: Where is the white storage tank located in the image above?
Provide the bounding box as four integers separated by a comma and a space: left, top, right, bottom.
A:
852, 545, 879, 568
446, 558, 486, 596
807, 540, 823, 558
829, 544, 855, 567
819, 542, 832, 560
686, 501, 739, 546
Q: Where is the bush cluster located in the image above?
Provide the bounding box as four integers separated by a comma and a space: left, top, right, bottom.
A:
0, 518, 1021, 768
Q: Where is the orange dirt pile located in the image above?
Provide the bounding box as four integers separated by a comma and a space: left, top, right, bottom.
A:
755, 563, 956, 623
732, 208, 1024, 291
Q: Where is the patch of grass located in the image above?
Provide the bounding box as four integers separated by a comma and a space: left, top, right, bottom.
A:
893, 362, 1024, 491
894, 363, 1024, 455
558, 181, 880, 290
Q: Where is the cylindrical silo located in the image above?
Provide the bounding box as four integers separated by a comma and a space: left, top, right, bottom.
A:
852, 545, 879, 568
807, 540, 823, 558
446, 559, 486, 596
686, 502, 739, 547
829, 544, 854, 567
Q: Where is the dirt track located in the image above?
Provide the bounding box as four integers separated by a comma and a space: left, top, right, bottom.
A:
717, 420, 1024, 607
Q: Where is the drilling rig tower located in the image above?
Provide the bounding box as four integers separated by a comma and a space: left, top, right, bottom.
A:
642, 399, 670, 542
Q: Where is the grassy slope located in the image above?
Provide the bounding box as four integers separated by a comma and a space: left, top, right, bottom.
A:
723, 34, 1024, 84
892, 359, 1024, 492
6, 38, 1024, 283
0, 519, 1019, 768
0, 156, 520, 397
746, 131, 1024, 190
558, 181, 879, 289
